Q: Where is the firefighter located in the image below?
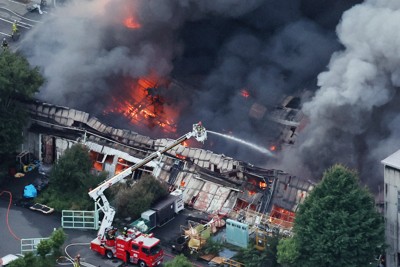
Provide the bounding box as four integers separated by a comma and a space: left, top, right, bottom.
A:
11, 20, 18, 40
73, 254, 81, 267
122, 227, 128, 237
2, 38, 8, 50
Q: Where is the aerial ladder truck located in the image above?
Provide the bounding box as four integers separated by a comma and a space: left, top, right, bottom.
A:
88, 122, 207, 267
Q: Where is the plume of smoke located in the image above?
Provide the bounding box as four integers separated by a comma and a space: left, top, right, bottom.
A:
19, 0, 362, 169
291, 0, 400, 187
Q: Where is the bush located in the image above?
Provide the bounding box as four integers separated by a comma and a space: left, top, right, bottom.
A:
112, 174, 168, 219
36, 239, 52, 258
164, 254, 192, 267
39, 144, 107, 211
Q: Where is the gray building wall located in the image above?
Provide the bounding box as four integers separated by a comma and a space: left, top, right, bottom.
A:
383, 150, 400, 267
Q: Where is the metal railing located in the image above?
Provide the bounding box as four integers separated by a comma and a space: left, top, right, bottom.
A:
21, 237, 49, 254
61, 207, 99, 230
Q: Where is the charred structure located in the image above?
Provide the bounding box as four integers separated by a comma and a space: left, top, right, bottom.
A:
23, 101, 314, 230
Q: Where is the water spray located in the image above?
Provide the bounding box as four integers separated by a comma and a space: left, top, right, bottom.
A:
207, 130, 275, 157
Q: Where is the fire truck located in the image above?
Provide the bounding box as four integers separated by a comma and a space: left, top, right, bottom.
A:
89, 122, 207, 267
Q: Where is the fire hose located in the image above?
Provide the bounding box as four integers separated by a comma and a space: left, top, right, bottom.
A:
0, 191, 21, 241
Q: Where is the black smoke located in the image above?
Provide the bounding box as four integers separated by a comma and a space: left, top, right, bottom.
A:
23, 0, 394, 187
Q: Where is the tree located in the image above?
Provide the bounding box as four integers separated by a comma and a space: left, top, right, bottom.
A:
50, 228, 67, 255
112, 174, 169, 219
201, 238, 224, 255
0, 50, 44, 156
264, 233, 282, 267
164, 254, 192, 267
233, 244, 267, 267
37, 144, 107, 210
36, 239, 52, 258
277, 164, 385, 267
276, 237, 299, 266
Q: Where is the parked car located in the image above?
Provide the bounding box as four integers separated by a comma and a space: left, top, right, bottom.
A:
0, 254, 23, 266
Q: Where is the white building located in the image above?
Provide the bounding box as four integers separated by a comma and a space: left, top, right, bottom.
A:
382, 149, 400, 267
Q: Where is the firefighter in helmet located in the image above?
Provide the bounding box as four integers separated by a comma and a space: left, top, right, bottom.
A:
11, 20, 18, 40
122, 227, 128, 237
73, 254, 80, 267
2, 38, 8, 50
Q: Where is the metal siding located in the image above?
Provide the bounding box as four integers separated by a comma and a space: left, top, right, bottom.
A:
182, 176, 205, 203
175, 145, 185, 154
206, 187, 231, 214
384, 166, 400, 267
382, 149, 400, 169
188, 149, 195, 158
220, 191, 238, 215
194, 149, 201, 158
181, 148, 189, 157
193, 182, 219, 211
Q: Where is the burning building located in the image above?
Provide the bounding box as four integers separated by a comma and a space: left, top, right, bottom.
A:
23, 100, 314, 231
19, 0, 371, 178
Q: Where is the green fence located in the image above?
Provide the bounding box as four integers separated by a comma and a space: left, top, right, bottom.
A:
21, 237, 49, 254
61, 208, 99, 229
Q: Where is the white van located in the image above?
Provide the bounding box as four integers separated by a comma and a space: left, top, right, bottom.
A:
0, 254, 23, 266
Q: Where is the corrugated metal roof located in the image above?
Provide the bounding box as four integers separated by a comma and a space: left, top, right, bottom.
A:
220, 191, 238, 215
382, 149, 400, 169
182, 175, 205, 203
175, 145, 185, 154
28, 101, 314, 219
207, 186, 231, 214
193, 182, 218, 211
85, 141, 156, 168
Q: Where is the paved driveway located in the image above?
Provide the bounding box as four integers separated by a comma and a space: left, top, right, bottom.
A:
1, 171, 210, 266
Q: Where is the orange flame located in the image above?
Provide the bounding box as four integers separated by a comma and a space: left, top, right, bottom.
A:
124, 17, 141, 29
104, 75, 179, 133
248, 191, 256, 196
270, 145, 276, 151
259, 181, 267, 189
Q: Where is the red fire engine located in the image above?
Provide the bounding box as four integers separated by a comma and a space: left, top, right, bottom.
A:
90, 228, 163, 267
88, 123, 207, 266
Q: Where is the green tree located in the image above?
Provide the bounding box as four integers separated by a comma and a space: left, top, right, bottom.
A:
0, 50, 44, 156
36, 239, 52, 258
276, 237, 299, 266
112, 174, 168, 219
202, 238, 224, 255
8, 252, 48, 267
264, 233, 282, 267
277, 164, 385, 267
233, 244, 267, 267
50, 228, 67, 255
164, 254, 192, 267
7, 258, 26, 267
37, 144, 107, 211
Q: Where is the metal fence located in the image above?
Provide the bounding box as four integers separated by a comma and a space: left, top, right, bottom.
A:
21, 237, 50, 254
61, 208, 99, 229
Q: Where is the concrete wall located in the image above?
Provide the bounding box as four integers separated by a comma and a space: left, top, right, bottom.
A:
384, 165, 400, 267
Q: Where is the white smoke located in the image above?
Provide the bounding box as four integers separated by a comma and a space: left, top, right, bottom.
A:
290, 0, 400, 187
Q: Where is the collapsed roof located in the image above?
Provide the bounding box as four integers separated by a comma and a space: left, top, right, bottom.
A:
26, 100, 314, 227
